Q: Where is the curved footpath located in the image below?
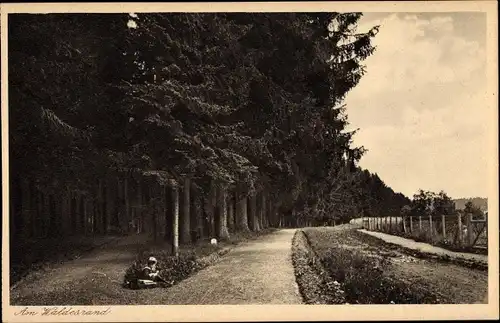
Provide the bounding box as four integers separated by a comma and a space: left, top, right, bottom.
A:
358, 229, 488, 264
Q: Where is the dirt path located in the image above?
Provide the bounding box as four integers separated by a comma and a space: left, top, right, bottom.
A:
359, 229, 488, 264
151, 229, 301, 304
10, 235, 142, 305
10, 229, 301, 305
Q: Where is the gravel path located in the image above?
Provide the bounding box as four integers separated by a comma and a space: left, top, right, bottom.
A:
155, 229, 302, 304
359, 229, 488, 264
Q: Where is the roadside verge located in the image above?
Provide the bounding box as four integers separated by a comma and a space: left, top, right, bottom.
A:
358, 229, 488, 271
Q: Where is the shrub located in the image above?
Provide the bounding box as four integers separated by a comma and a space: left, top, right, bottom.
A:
123, 252, 204, 289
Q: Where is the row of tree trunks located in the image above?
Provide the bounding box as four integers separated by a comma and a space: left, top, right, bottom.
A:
14, 176, 146, 239
12, 176, 281, 247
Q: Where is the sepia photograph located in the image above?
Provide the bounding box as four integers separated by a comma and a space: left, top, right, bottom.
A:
1, 1, 498, 322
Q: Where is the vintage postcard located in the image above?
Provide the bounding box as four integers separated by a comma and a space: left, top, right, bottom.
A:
1, 1, 498, 322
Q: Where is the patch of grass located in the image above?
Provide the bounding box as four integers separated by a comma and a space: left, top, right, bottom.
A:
10, 235, 119, 287
297, 226, 439, 304
319, 247, 436, 304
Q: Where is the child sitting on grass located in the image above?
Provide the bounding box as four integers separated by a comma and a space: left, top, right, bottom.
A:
142, 256, 161, 281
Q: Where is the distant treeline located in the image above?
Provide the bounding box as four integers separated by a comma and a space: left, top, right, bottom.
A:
453, 198, 488, 211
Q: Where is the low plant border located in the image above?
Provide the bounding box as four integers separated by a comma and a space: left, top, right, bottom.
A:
291, 230, 346, 304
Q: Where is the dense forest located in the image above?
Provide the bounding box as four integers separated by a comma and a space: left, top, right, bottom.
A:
9, 13, 410, 250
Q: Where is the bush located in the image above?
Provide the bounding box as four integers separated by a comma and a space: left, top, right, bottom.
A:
123, 252, 204, 289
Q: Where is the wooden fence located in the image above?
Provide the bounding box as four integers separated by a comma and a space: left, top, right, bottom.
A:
361, 213, 488, 249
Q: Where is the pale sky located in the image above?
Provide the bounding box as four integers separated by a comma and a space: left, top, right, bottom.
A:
344, 12, 489, 200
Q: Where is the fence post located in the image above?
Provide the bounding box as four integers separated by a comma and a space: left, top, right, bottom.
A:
409, 216, 413, 233
457, 212, 463, 245
441, 214, 446, 240
467, 213, 473, 246
419, 215, 422, 231
403, 215, 407, 234
389, 216, 393, 233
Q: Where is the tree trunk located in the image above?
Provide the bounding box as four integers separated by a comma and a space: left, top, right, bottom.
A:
267, 198, 272, 227
191, 184, 203, 240
99, 180, 107, 234
94, 181, 101, 234
216, 185, 230, 240
248, 193, 260, 232
85, 198, 92, 235
78, 195, 85, 235
105, 177, 113, 234
116, 178, 124, 233
235, 193, 250, 231
151, 183, 158, 242
124, 178, 130, 233
180, 178, 191, 244
157, 184, 166, 241
172, 185, 179, 256
258, 191, 265, 229
204, 182, 216, 237
49, 194, 61, 236
227, 190, 235, 232
264, 199, 270, 228
136, 178, 143, 234
189, 182, 200, 242
164, 186, 172, 241
143, 181, 151, 235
